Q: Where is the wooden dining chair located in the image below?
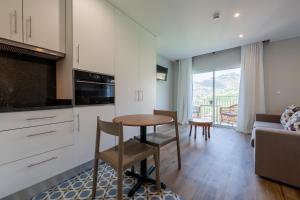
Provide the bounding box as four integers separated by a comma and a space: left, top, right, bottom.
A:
134, 110, 181, 169
91, 117, 161, 200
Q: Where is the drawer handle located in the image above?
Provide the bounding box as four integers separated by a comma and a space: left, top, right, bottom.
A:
27, 157, 57, 168
77, 113, 80, 132
13, 10, 17, 34
26, 130, 56, 138
29, 16, 32, 38
26, 116, 56, 121
77, 44, 80, 63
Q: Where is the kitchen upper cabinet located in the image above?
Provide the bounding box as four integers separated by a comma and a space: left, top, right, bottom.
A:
0, 0, 23, 42
114, 10, 140, 140
73, 105, 116, 166
138, 28, 156, 114
114, 10, 156, 138
23, 0, 65, 52
73, 0, 114, 75
114, 10, 156, 116
114, 9, 140, 116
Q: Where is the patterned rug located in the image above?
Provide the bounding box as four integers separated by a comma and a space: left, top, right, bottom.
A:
32, 162, 183, 200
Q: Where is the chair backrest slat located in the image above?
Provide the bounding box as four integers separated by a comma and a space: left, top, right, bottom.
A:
98, 120, 122, 137
153, 110, 179, 137
96, 116, 124, 170
153, 110, 177, 122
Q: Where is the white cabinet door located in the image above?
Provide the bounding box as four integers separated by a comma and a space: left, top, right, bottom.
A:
114, 9, 139, 116
0, 122, 74, 166
73, 105, 115, 166
0, 0, 22, 42
23, 0, 65, 52
138, 28, 156, 114
114, 10, 141, 140
73, 0, 114, 75
0, 146, 75, 198
0, 108, 73, 131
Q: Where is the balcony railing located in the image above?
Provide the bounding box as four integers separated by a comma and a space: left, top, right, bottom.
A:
193, 96, 238, 126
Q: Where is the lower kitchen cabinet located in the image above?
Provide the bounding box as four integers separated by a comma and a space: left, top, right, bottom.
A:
0, 145, 75, 198
0, 108, 75, 198
0, 108, 73, 132
0, 121, 74, 166
73, 105, 116, 166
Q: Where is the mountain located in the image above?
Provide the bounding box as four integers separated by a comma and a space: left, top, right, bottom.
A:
193, 72, 240, 97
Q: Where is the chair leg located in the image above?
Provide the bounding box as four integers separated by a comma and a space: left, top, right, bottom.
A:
154, 151, 161, 191
91, 158, 99, 199
117, 168, 123, 200
176, 138, 182, 170
157, 147, 160, 163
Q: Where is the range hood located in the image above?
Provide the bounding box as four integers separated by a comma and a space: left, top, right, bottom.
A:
0, 38, 65, 60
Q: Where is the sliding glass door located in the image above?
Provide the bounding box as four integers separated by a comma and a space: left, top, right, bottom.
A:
192, 68, 240, 126
193, 72, 214, 122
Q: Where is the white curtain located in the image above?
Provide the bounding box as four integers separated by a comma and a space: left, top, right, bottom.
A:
177, 58, 193, 124
237, 42, 266, 133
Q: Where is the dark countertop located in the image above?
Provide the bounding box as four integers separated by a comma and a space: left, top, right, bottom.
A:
0, 105, 73, 113
0, 99, 73, 113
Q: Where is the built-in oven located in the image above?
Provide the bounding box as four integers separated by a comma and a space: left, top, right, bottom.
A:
74, 70, 115, 106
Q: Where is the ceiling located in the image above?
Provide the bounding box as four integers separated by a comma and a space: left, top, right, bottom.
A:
108, 0, 300, 61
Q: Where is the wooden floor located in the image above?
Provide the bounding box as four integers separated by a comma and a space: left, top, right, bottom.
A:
156, 126, 300, 200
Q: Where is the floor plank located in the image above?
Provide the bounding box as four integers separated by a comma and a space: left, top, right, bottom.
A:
156, 126, 300, 200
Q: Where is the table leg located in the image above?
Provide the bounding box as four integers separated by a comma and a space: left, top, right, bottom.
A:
205, 126, 208, 141
189, 124, 192, 137
126, 125, 166, 197
208, 126, 211, 138
131, 166, 135, 173
202, 126, 204, 136
194, 126, 197, 139
140, 126, 147, 177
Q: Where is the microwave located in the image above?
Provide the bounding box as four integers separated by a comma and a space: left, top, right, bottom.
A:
74, 70, 115, 106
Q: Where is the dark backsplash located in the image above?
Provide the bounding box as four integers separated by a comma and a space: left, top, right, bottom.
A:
0, 51, 56, 109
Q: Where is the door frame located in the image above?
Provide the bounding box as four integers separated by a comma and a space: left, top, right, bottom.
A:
193, 67, 240, 126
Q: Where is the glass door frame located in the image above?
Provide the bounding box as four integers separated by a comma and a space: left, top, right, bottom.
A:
212, 71, 216, 125
192, 67, 240, 128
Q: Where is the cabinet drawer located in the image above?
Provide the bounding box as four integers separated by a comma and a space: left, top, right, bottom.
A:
0, 122, 74, 165
0, 146, 74, 199
0, 109, 73, 131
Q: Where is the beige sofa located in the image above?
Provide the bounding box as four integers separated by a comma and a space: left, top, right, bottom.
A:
252, 114, 300, 188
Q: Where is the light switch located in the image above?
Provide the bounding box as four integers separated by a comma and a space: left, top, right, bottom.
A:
276, 90, 281, 95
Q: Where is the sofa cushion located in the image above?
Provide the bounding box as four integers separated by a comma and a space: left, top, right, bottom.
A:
254, 121, 284, 130
285, 111, 300, 132
280, 105, 300, 126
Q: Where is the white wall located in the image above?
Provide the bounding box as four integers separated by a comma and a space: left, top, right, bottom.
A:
264, 36, 300, 114
156, 55, 174, 110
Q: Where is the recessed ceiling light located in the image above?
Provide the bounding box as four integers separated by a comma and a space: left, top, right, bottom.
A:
213, 11, 220, 20
239, 34, 244, 38
234, 12, 240, 18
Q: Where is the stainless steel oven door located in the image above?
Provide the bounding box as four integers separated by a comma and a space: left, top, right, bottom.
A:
75, 80, 115, 105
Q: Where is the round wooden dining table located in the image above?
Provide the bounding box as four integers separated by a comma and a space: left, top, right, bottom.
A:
113, 114, 173, 197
